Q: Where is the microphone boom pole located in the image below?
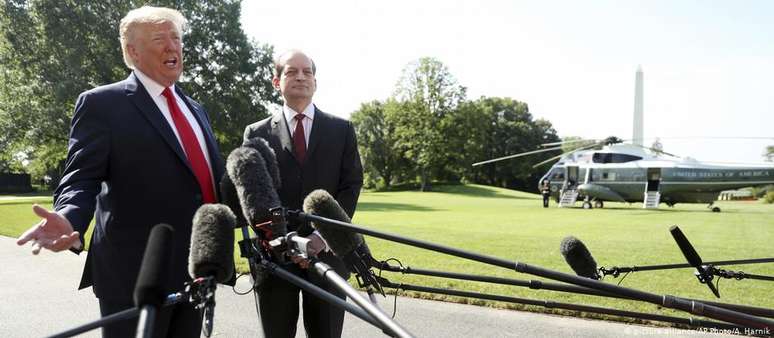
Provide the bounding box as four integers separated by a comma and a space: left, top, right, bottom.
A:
237, 223, 398, 333
291, 211, 774, 330
384, 281, 747, 333
601, 257, 774, 277
310, 259, 415, 338
378, 264, 774, 319
46, 308, 141, 338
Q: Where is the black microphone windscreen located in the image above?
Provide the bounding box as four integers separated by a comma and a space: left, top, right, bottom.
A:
243, 137, 281, 190
189, 204, 236, 283
303, 189, 363, 258
134, 223, 174, 307
226, 146, 281, 225
669, 225, 703, 267
669, 225, 720, 298
560, 236, 600, 280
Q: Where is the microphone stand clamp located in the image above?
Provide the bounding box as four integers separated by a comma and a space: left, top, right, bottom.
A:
694, 264, 720, 298
185, 276, 218, 337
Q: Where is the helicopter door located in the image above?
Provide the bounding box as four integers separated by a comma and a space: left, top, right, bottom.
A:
565, 166, 579, 189
646, 168, 661, 192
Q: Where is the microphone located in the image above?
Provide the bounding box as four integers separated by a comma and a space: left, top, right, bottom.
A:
189, 204, 236, 283
188, 204, 236, 337
220, 137, 281, 228
303, 189, 384, 294
225, 146, 286, 239
560, 236, 600, 280
669, 225, 720, 298
243, 137, 281, 190
303, 189, 357, 254
134, 223, 175, 337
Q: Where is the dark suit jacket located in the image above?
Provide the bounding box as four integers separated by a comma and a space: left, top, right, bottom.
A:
243, 107, 363, 231
242, 107, 363, 276
53, 73, 223, 301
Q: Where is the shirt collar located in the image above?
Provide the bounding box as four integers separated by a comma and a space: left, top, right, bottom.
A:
283, 103, 315, 122
134, 69, 175, 98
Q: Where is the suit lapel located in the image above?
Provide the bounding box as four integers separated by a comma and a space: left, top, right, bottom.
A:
272, 112, 297, 162
125, 74, 190, 170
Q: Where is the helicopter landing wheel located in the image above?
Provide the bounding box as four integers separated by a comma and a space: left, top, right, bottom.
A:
594, 201, 604, 208
582, 201, 593, 209
712, 206, 721, 213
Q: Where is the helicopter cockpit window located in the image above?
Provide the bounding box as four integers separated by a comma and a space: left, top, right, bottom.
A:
592, 153, 642, 164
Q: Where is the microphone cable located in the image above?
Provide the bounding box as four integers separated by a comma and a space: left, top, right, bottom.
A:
614, 270, 630, 286
378, 257, 406, 319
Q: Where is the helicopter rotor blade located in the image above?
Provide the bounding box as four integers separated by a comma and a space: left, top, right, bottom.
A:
540, 138, 598, 148
532, 153, 565, 168
471, 146, 564, 167
532, 142, 604, 168
627, 143, 680, 158
540, 135, 625, 148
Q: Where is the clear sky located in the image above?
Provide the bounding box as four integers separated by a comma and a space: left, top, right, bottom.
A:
240, 0, 773, 164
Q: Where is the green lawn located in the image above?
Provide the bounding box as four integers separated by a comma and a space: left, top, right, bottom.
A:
345, 185, 774, 322
0, 197, 54, 238
3, 185, 773, 326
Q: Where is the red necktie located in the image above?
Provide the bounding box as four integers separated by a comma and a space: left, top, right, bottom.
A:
162, 87, 216, 203
293, 113, 306, 163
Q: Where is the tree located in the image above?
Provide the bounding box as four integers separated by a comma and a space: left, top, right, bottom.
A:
392, 57, 466, 191
765, 145, 774, 162
175, 0, 278, 154
461, 97, 560, 190
0, 0, 276, 186
350, 100, 404, 190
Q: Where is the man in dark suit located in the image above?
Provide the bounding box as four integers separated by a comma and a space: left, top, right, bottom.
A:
243, 50, 363, 338
16, 6, 221, 337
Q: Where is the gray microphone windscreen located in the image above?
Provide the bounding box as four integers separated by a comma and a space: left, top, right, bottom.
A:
303, 189, 363, 257
189, 204, 236, 283
560, 236, 600, 280
243, 137, 281, 190
226, 146, 281, 225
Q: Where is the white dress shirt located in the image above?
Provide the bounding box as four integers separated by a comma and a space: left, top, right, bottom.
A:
283, 102, 315, 146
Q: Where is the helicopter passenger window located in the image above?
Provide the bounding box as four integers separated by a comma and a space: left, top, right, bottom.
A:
592, 153, 643, 164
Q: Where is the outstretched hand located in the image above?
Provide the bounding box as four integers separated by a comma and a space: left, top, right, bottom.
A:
16, 204, 81, 254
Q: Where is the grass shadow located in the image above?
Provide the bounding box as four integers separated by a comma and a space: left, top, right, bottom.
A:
592, 206, 740, 214
434, 184, 536, 200
357, 202, 437, 212
0, 199, 52, 206
0, 190, 52, 197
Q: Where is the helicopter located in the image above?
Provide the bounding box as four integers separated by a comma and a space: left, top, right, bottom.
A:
473, 136, 774, 212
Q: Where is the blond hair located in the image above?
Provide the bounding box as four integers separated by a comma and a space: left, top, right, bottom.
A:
119, 6, 187, 69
